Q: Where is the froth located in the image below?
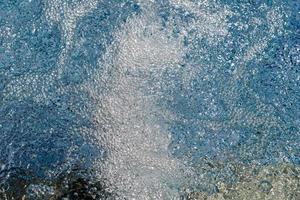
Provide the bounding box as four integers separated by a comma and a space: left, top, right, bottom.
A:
84, 7, 190, 199
115, 11, 185, 73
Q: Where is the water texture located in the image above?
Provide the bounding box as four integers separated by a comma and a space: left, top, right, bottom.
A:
0, 0, 299, 199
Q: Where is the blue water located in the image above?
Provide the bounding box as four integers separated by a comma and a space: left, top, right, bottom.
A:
0, 0, 299, 199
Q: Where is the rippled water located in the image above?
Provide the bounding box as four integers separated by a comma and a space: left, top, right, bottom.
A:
0, 0, 299, 199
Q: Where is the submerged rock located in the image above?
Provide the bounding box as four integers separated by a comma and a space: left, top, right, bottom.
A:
0, 168, 117, 200
184, 163, 300, 200
26, 184, 55, 200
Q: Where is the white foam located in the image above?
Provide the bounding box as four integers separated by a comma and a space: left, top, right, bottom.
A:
115, 12, 185, 72
83, 7, 192, 199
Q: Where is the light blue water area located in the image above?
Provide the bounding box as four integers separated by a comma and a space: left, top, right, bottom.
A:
163, 0, 299, 165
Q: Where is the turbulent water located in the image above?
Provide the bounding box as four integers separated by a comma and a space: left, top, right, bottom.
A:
0, 0, 299, 199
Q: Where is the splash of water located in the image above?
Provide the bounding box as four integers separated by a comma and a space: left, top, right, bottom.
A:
83, 6, 191, 198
